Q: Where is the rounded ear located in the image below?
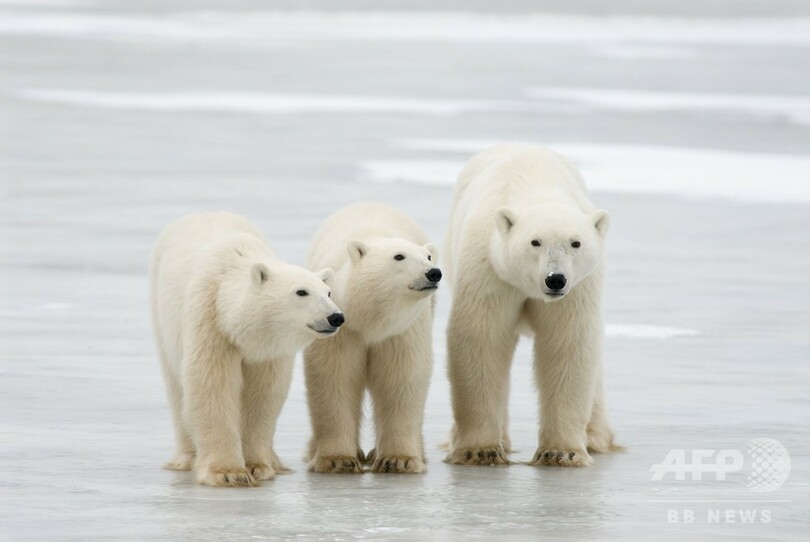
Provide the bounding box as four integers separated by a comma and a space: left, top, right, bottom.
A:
592, 209, 610, 236
424, 243, 438, 263
251, 263, 270, 286
317, 267, 334, 284
347, 240, 368, 263
495, 207, 517, 236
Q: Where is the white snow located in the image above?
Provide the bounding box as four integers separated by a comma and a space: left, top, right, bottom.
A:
606, 324, 700, 339
2, 1, 808, 540
16, 88, 551, 117
527, 87, 810, 125
2, 10, 810, 45
366, 140, 810, 204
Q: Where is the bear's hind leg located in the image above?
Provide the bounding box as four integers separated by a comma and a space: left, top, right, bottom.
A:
586, 369, 623, 453
158, 349, 195, 471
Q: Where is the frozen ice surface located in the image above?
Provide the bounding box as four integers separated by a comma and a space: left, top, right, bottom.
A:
1, 1, 809, 540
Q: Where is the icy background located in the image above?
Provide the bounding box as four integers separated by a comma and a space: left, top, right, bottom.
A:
1, 1, 809, 540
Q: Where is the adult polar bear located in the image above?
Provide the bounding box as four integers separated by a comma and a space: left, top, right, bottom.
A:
305, 203, 441, 474
445, 144, 620, 467
151, 212, 343, 487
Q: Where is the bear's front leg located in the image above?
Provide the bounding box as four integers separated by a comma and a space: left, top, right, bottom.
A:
184, 335, 256, 487
367, 321, 432, 474
445, 290, 521, 466
240, 356, 295, 481
304, 334, 366, 474
529, 295, 601, 468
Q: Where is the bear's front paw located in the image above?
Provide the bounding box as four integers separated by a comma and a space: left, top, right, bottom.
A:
444, 446, 510, 466
371, 455, 425, 474
308, 455, 363, 474
164, 452, 195, 471
530, 448, 593, 467
246, 462, 276, 481
197, 466, 258, 487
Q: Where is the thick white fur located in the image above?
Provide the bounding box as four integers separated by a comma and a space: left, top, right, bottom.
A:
304, 203, 438, 474
150, 212, 341, 487
445, 144, 620, 468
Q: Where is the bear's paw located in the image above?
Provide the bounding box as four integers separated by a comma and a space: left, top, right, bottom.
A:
370, 455, 425, 474
246, 462, 277, 481
163, 452, 195, 472
309, 455, 364, 474
197, 466, 258, 487
530, 448, 593, 467
444, 446, 510, 466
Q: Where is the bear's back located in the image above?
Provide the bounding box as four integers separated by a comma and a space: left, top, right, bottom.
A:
150, 212, 270, 371
307, 203, 428, 271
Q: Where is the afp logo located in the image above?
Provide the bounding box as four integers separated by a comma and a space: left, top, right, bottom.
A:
650, 438, 791, 492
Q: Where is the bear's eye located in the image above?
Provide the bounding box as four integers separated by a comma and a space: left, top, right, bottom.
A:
394, 254, 405, 261
296, 290, 309, 297
571, 241, 581, 248
531, 239, 541, 247
427, 255, 432, 261
327, 291, 331, 298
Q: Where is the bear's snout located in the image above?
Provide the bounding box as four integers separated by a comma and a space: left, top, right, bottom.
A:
545, 273, 567, 291
425, 268, 442, 283
327, 312, 345, 328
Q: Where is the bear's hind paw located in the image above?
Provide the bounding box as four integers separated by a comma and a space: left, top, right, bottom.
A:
530, 448, 593, 467
163, 452, 195, 471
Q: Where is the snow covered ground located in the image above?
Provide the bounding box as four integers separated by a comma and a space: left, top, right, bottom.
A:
1, 1, 808, 540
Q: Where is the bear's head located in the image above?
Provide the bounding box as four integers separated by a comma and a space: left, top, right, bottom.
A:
346, 238, 441, 297
222, 261, 343, 360
490, 203, 609, 302
333, 237, 440, 341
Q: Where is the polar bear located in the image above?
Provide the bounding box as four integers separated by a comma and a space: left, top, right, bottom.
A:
444, 144, 620, 468
304, 203, 440, 474
150, 212, 343, 487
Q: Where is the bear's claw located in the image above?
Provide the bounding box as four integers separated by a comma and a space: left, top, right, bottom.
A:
309, 455, 363, 474
370, 455, 425, 474
445, 446, 510, 466
530, 448, 593, 467
246, 462, 276, 481
198, 466, 258, 487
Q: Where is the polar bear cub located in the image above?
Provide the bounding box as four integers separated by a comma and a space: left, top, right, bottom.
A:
445, 144, 620, 468
304, 203, 440, 474
150, 212, 343, 487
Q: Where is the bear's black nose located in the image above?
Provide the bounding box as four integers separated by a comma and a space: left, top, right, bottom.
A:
327, 312, 345, 328
545, 273, 567, 291
425, 268, 443, 283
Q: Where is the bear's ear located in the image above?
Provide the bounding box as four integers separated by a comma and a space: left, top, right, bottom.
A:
423, 243, 438, 263
592, 209, 610, 236
251, 263, 271, 286
347, 240, 368, 263
495, 207, 517, 236
317, 267, 334, 284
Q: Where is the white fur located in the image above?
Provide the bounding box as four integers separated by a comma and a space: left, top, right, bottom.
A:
304, 203, 439, 474
444, 144, 620, 468
150, 212, 341, 487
